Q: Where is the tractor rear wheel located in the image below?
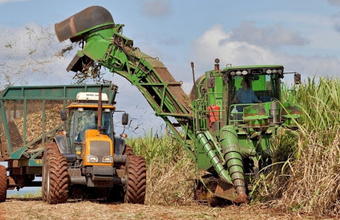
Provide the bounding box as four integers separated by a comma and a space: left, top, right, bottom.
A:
0, 165, 7, 202
42, 143, 69, 204
124, 155, 146, 204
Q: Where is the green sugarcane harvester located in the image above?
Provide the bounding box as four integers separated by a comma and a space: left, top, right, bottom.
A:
55, 6, 301, 204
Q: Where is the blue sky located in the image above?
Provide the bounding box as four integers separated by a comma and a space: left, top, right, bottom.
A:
0, 0, 340, 136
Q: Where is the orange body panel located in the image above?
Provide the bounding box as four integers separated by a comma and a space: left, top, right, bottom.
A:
82, 129, 114, 167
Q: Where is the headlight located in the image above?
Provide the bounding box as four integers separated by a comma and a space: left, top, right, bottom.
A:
87, 155, 98, 163
241, 70, 248, 75
102, 156, 113, 163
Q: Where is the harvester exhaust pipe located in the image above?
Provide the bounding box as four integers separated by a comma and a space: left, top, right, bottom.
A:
191, 62, 196, 88
54, 6, 115, 42
214, 58, 220, 71
97, 84, 105, 134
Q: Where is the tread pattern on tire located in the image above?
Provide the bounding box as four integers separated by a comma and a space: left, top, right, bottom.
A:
42, 143, 59, 201
0, 165, 7, 202
123, 145, 134, 156
124, 155, 146, 204
47, 154, 69, 204
120, 145, 135, 170
42, 143, 69, 204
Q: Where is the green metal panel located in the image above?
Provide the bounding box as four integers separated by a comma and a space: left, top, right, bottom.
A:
0, 84, 115, 101
0, 84, 117, 161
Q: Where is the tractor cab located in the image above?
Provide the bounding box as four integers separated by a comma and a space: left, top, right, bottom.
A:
57, 92, 117, 163
66, 92, 115, 144
223, 65, 283, 124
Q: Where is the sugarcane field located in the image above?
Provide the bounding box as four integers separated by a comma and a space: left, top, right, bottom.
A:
1, 2, 340, 220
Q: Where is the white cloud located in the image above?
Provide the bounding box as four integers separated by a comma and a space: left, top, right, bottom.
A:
331, 12, 340, 32
228, 21, 309, 48
0, 23, 75, 88
327, 0, 340, 7
192, 24, 340, 79
192, 25, 277, 66
141, 0, 171, 17
0, 22, 165, 136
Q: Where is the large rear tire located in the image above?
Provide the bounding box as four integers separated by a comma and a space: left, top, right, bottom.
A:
0, 165, 7, 202
42, 143, 59, 201
124, 155, 146, 204
42, 143, 69, 204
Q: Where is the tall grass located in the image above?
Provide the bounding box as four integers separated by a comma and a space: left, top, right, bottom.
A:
255, 77, 340, 215
126, 129, 197, 206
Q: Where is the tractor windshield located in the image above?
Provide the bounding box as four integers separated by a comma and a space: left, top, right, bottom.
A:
68, 109, 113, 143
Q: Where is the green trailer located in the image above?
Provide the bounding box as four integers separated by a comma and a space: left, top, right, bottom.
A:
0, 84, 117, 201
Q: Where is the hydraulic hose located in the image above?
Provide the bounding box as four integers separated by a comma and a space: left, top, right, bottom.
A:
220, 125, 247, 203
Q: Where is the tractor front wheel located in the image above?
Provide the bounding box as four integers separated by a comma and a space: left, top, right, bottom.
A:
42, 143, 69, 204
124, 155, 146, 204
123, 145, 134, 156
0, 165, 7, 202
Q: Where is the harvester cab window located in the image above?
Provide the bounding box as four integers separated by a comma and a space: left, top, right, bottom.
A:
232, 75, 277, 103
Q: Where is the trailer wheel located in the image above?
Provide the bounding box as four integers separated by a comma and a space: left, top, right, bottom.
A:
0, 165, 7, 202
42, 143, 68, 204
124, 155, 146, 204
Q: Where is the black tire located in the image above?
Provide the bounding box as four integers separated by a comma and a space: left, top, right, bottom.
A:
42, 143, 69, 204
0, 165, 7, 202
123, 145, 134, 156
124, 155, 146, 204
119, 145, 135, 171
42, 143, 59, 202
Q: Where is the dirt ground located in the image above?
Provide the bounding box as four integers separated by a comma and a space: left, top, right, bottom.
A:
0, 197, 336, 220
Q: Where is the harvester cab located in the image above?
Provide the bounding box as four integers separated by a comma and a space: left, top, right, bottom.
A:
191, 60, 301, 132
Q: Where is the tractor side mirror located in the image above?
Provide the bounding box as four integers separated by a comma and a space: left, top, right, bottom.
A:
294, 73, 301, 84
122, 113, 129, 126
60, 109, 67, 121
